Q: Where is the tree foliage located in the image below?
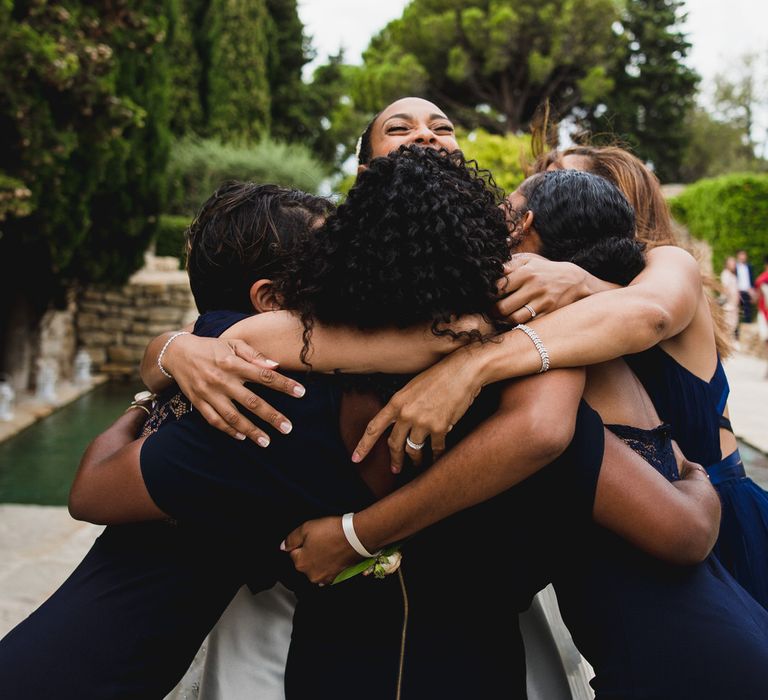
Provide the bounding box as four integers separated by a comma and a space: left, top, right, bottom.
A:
265, 0, 315, 143
712, 51, 767, 164
205, 0, 271, 141
0, 1, 172, 305
458, 129, 531, 192
679, 107, 765, 183
167, 0, 204, 136
580, 0, 699, 182
354, 0, 621, 134
669, 173, 768, 272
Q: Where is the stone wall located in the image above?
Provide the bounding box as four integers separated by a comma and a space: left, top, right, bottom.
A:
77, 268, 197, 379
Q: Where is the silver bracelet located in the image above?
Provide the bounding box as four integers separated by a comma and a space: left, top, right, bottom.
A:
341, 512, 381, 559
157, 331, 191, 380
515, 324, 550, 373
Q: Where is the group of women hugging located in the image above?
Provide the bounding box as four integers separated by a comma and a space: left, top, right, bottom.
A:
1, 96, 768, 700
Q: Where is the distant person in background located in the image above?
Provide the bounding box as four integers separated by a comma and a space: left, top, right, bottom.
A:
720, 256, 741, 341
736, 249, 756, 324
755, 255, 768, 377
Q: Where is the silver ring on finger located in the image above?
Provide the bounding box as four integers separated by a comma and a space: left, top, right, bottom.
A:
406, 435, 426, 451
523, 303, 537, 319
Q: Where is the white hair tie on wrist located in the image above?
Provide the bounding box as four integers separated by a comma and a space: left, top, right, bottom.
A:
341, 512, 381, 559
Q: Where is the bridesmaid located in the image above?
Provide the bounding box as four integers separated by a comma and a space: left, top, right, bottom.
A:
536, 145, 768, 609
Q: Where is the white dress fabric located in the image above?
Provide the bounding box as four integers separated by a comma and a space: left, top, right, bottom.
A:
165, 584, 296, 700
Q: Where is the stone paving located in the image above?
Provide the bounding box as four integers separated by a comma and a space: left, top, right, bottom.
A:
0, 350, 766, 668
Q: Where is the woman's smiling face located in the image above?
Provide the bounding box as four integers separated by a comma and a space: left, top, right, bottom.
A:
368, 97, 459, 159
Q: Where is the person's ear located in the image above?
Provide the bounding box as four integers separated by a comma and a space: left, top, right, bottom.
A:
249, 279, 280, 313
521, 210, 535, 235
357, 163, 367, 175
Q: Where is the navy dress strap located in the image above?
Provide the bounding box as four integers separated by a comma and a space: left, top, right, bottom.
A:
719, 415, 734, 433
710, 358, 730, 415
708, 449, 747, 486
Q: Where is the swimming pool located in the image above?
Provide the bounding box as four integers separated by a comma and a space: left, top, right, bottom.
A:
0, 381, 142, 505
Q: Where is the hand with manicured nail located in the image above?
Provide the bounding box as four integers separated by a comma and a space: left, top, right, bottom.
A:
144, 332, 305, 446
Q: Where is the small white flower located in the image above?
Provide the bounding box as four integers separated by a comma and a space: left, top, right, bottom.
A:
365, 550, 403, 579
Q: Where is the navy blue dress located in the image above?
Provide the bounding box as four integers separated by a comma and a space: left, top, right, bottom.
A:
0, 310, 607, 700
626, 346, 768, 609
553, 422, 768, 700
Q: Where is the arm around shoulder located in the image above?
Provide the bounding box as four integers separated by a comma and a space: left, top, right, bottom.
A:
68, 409, 166, 525
593, 432, 720, 565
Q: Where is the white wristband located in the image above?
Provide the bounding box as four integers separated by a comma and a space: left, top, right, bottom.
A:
515, 323, 550, 373
157, 331, 191, 380
341, 512, 380, 558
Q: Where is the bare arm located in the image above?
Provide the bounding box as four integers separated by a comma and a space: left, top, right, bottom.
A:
594, 435, 720, 565
284, 369, 584, 583
479, 245, 702, 385
353, 245, 704, 463
68, 409, 165, 525
284, 379, 720, 585
140, 323, 195, 393
139, 312, 488, 445
495, 253, 618, 324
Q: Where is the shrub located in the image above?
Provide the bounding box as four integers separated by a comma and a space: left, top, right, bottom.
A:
457, 129, 532, 193
669, 173, 768, 272
0, 173, 33, 222
155, 214, 191, 262
166, 137, 327, 215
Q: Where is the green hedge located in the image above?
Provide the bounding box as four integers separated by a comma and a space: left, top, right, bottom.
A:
154, 214, 191, 263
166, 137, 327, 215
669, 173, 768, 272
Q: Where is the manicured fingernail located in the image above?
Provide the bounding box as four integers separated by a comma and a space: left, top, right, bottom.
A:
391, 465, 401, 474
264, 359, 279, 367
351, 451, 361, 463
293, 385, 306, 397
235, 432, 246, 441
280, 421, 292, 434
279, 540, 286, 551
318, 582, 325, 588
258, 436, 270, 447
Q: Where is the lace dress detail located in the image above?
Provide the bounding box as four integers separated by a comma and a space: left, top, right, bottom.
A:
140, 390, 192, 438
604, 423, 679, 482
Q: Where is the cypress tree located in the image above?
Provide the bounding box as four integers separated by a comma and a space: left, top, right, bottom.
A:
167, 0, 204, 136
581, 0, 699, 182
206, 0, 271, 141
0, 2, 173, 374
265, 0, 314, 143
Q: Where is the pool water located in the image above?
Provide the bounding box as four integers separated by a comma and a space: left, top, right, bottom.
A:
0, 381, 142, 505
0, 381, 766, 505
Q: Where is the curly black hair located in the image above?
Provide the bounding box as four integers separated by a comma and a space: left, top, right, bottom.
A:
186, 181, 333, 314
277, 146, 511, 365
516, 169, 645, 286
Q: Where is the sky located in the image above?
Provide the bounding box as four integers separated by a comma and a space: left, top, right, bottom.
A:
297, 0, 768, 95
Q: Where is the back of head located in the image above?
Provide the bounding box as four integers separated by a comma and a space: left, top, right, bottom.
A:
518, 169, 645, 286
534, 145, 677, 249
279, 146, 510, 337
186, 181, 333, 314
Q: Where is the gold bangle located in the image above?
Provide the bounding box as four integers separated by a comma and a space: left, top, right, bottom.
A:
124, 391, 156, 417
125, 403, 152, 417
